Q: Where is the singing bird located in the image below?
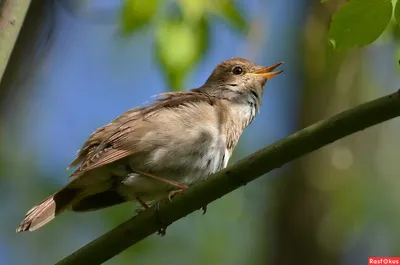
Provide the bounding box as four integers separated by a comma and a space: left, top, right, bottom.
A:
16, 58, 283, 232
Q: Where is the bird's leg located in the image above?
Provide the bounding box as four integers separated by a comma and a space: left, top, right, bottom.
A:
135, 170, 188, 190
134, 171, 205, 214
134, 170, 188, 201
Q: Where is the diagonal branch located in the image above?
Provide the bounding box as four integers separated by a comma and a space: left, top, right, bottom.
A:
56, 90, 400, 265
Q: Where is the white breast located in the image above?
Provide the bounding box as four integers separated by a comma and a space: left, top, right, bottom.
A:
117, 101, 234, 203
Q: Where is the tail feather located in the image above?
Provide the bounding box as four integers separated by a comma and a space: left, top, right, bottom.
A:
16, 174, 117, 232
16, 196, 56, 232
16, 187, 79, 232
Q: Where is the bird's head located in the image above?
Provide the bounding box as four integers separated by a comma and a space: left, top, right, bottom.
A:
198, 58, 283, 104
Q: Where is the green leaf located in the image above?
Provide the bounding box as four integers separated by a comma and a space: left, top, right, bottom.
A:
328, 0, 392, 51
212, 0, 248, 34
391, 22, 400, 43
121, 0, 158, 34
177, 0, 248, 34
178, 0, 208, 21
155, 17, 209, 91
395, 0, 400, 25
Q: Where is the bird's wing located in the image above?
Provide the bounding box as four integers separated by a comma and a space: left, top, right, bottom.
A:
67, 107, 143, 169
68, 91, 216, 178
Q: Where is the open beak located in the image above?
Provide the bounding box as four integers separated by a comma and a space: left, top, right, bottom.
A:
248, 62, 284, 79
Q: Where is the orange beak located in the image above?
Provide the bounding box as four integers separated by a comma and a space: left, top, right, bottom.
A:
248, 62, 284, 79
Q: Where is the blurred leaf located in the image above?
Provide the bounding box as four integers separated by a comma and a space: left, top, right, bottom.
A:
328, 0, 392, 51
212, 0, 249, 34
178, 0, 248, 34
392, 23, 400, 43
395, 45, 400, 73
395, 0, 400, 25
155, 16, 209, 91
178, 0, 208, 21
121, 0, 158, 34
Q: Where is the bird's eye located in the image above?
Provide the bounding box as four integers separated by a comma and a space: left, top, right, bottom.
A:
232, 66, 243, 75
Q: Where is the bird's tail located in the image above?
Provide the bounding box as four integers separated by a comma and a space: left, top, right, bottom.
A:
16, 186, 79, 232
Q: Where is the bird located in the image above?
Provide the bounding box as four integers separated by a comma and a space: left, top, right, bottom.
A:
16, 57, 283, 233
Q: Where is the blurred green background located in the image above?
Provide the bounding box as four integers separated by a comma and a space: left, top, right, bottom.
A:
1, 0, 400, 264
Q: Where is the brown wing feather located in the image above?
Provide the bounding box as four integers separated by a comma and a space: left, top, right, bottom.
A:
68, 91, 216, 178
67, 108, 143, 169
70, 148, 132, 178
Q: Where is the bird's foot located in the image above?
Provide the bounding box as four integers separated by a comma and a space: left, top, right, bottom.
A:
168, 185, 188, 202
135, 197, 149, 214
135, 208, 145, 214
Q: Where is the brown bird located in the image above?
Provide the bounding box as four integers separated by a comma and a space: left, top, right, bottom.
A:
16, 58, 283, 232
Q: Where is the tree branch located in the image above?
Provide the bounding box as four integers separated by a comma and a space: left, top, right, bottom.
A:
0, 0, 31, 82
56, 90, 400, 265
